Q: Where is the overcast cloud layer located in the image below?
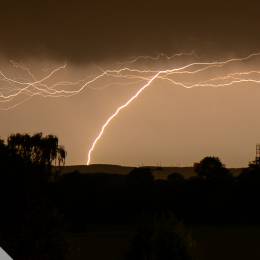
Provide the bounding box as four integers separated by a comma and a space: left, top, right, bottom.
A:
1, 0, 260, 62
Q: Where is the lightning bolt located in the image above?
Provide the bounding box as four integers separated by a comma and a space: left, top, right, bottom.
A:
2, 52, 260, 165
86, 72, 161, 165
117, 50, 198, 66
86, 52, 260, 164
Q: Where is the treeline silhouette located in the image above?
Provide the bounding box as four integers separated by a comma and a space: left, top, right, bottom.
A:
0, 133, 66, 259
58, 157, 260, 226
1, 133, 260, 259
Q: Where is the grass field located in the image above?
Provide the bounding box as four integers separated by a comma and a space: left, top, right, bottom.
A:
65, 225, 260, 260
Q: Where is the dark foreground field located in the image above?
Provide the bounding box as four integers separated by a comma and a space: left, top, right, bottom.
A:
2, 134, 260, 259
65, 225, 260, 260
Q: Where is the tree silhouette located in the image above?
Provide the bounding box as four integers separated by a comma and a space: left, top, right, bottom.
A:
194, 156, 230, 180
127, 167, 154, 188
0, 133, 67, 259
7, 133, 66, 168
57, 145, 67, 166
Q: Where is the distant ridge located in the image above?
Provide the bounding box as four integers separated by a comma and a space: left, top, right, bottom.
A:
59, 164, 134, 175
57, 164, 244, 179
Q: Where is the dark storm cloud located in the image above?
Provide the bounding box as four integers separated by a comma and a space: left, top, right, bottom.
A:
0, 0, 260, 62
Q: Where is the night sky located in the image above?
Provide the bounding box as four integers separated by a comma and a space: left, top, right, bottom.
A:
1, 0, 260, 62
1, 0, 260, 166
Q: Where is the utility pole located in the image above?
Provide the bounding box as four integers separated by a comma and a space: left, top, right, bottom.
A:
256, 144, 260, 165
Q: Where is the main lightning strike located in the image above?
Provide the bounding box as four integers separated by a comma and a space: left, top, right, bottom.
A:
86, 52, 260, 164
86, 72, 161, 165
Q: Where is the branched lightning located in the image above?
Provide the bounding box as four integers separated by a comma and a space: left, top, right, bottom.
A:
1, 52, 260, 164
86, 52, 260, 164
